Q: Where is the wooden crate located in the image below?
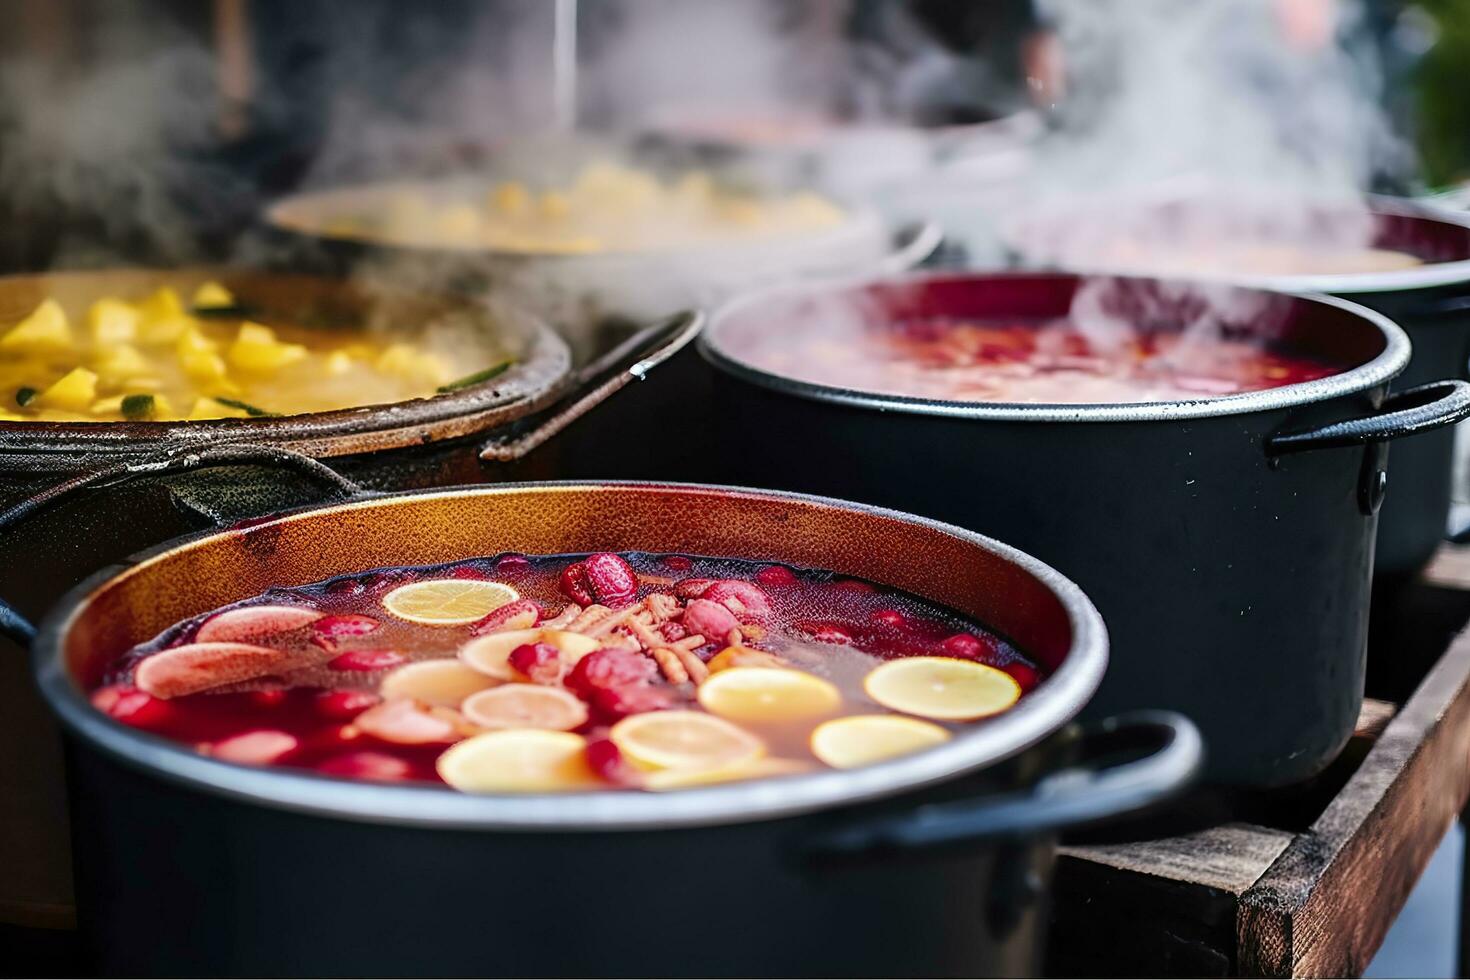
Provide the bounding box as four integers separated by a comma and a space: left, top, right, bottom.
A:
1047, 547, 1470, 978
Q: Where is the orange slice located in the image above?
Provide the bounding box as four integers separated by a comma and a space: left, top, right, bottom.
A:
610, 710, 764, 772
863, 657, 1021, 721
697, 666, 841, 723
643, 756, 812, 791
810, 714, 951, 769
382, 579, 519, 625
459, 629, 600, 681
461, 684, 589, 731
379, 659, 500, 707
436, 730, 599, 792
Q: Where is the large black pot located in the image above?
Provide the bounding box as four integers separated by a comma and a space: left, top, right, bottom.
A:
23, 483, 1198, 976
700, 271, 1470, 788
1002, 197, 1470, 582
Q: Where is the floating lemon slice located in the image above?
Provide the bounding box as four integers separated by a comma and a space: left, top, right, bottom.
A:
610, 710, 764, 772
380, 659, 500, 707
863, 657, 1021, 721
459, 629, 600, 681
382, 579, 519, 625
461, 684, 589, 732
811, 714, 951, 769
437, 729, 599, 792
697, 666, 841, 723
644, 756, 813, 791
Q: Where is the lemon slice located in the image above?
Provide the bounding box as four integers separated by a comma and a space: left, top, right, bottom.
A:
811, 715, 951, 769
459, 629, 601, 681
863, 657, 1021, 720
382, 579, 519, 625
610, 710, 764, 772
461, 684, 589, 731
437, 729, 599, 793
697, 666, 841, 723
644, 756, 813, 791
380, 659, 500, 707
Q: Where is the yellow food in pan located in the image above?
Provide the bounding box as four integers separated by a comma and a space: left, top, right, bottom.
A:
0, 283, 495, 423
304, 162, 847, 254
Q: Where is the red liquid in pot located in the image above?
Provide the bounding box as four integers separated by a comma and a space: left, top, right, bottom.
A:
89, 553, 1043, 792
741, 317, 1338, 404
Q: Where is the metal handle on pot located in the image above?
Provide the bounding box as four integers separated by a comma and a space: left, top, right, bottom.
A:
804, 710, 1202, 858
0, 443, 370, 646
479, 310, 704, 462
1265, 380, 1470, 455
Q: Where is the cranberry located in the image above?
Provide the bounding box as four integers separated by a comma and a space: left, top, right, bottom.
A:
91, 685, 173, 730
248, 688, 288, 709
1003, 661, 1040, 693
328, 649, 405, 672
871, 608, 907, 628
702, 580, 774, 622
659, 622, 689, 642
754, 565, 798, 587
471, 599, 544, 635
660, 555, 693, 571
682, 599, 740, 641
798, 622, 852, 645
585, 736, 635, 785
314, 689, 380, 721
316, 751, 412, 782
940, 633, 999, 661
559, 563, 596, 604
593, 684, 673, 721
582, 553, 639, 606
508, 642, 565, 685
312, 614, 381, 648
567, 648, 659, 695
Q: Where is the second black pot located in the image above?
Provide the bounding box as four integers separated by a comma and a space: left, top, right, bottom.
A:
701, 271, 1470, 787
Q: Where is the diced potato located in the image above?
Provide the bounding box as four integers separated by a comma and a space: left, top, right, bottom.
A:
491, 182, 531, 217
376, 344, 449, 386
228, 322, 307, 373
89, 395, 126, 415
187, 397, 250, 420
324, 350, 353, 375
1, 299, 72, 352
176, 326, 218, 356
192, 281, 235, 310
138, 316, 193, 345
180, 349, 230, 385
34, 367, 98, 412
87, 299, 140, 346
136, 287, 184, 324
92, 344, 152, 381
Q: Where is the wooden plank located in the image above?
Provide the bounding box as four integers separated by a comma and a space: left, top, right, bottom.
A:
1352, 699, 1396, 742
1422, 544, 1470, 591
1062, 823, 1294, 895
1237, 625, 1470, 977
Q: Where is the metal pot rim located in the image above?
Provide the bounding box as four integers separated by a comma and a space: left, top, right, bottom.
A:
700, 270, 1411, 423
33, 481, 1108, 832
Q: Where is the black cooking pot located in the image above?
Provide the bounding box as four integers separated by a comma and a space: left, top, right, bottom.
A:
18, 482, 1197, 977
699, 271, 1470, 788
1003, 197, 1470, 583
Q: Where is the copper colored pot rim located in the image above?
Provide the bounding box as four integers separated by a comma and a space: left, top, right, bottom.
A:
34, 481, 1108, 832
0, 268, 572, 465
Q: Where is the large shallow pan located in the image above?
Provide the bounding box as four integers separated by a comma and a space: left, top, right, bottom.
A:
1002, 196, 1470, 583
19, 482, 1197, 977
700, 271, 1470, 787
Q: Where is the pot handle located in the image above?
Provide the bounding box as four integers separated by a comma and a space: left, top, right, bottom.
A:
803, 710, 1202, 858
1265, 380, 1470, 455
866, 220, 945, 277
0, 442, 370, 646
480, 310, 704, 462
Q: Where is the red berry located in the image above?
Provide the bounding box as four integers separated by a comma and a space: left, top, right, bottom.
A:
567, 648, 659, 695
508, 642, 565, 685
871, 609, 907, 628
312, 614, 381, 648
755, 565, 798, 587
660, 555, 693, 571
91, 684, 174, 730
681, 599, 740, 642
674, 578, 716, 599
314, 689, 381, 721
559, 562, 596, 605
798, 622, 852, 645
471, 598, 544, 635
659, 622, 689, 642
702, 580, 774, 622
940, 633, 998, 661
316, 751, 412, 781
582, 553, 639, 606
1003, 661, 1040, 693
248, 688, 288, 708
585, 736, 635, 785
328, 649, 405, 672
593, 684, 673, 721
